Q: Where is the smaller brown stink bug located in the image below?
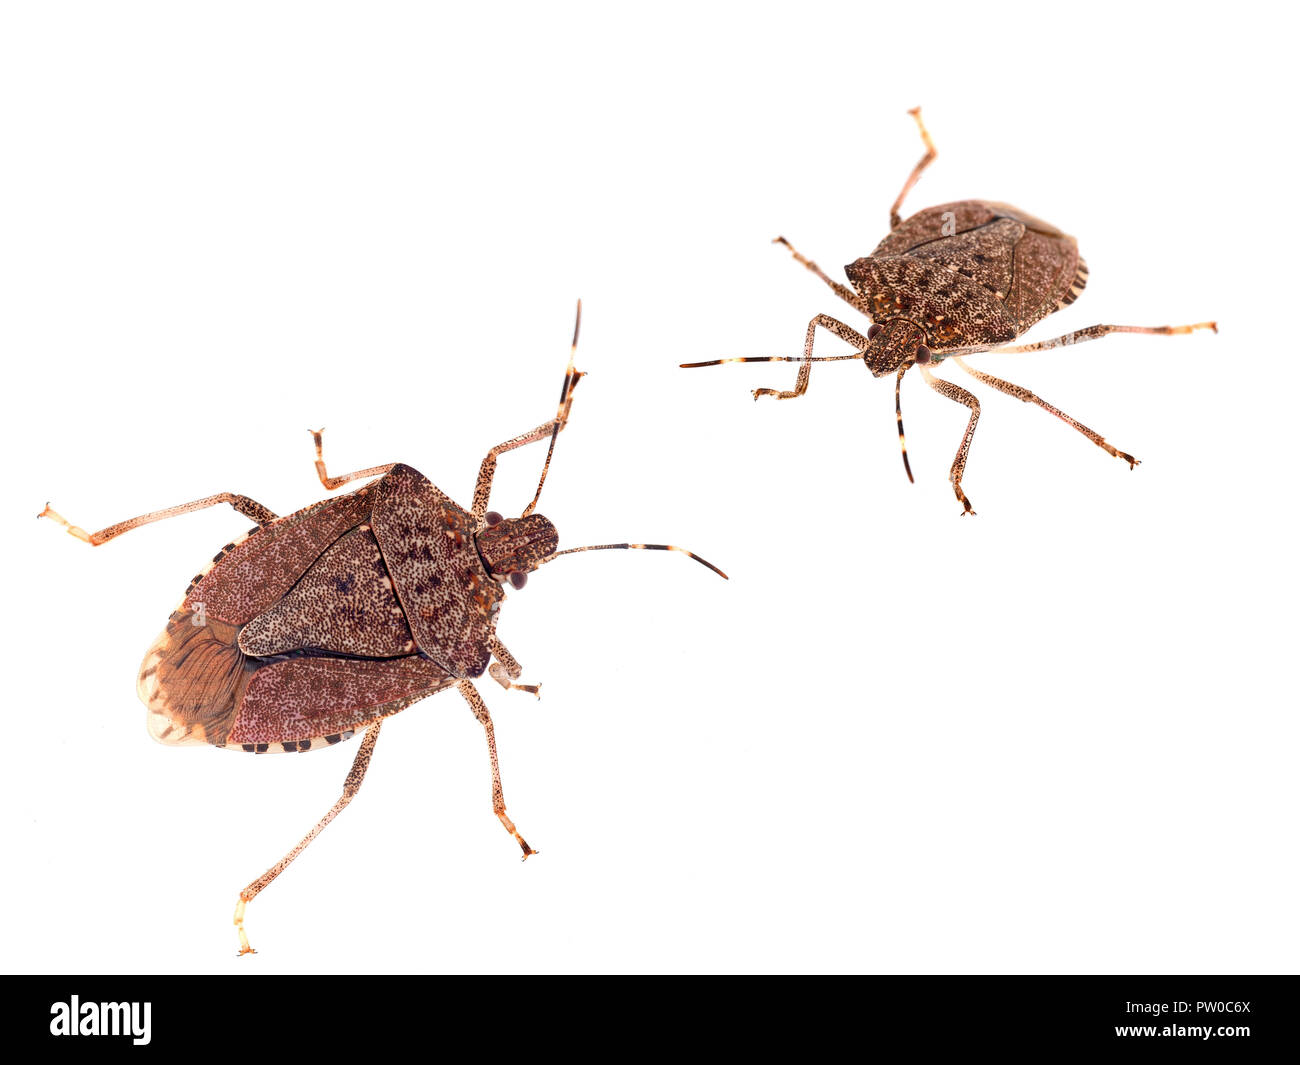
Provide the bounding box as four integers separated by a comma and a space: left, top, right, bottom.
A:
39, 303, 726, 954
682, 108, 1217, 514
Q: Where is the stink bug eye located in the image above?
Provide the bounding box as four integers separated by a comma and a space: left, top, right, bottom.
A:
867, 323, 883, 340
485, 511, 504, 526
915, 344, 932, 364
509, 571, 527, 590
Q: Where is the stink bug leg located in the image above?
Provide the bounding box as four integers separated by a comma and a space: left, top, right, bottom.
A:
38, 493, 276, 545
488, 636, 541, 698
952, 357, 1138, 468
918, 365, 980, 516
889, 105, 938, 231
751, 314, 871, 401
235, 722, 384, 956
471, 303, 585, 523
941, 320, 1217, 471
457, 680, 536, 859
982, 320, 1219, 356
309, 429, 395, 491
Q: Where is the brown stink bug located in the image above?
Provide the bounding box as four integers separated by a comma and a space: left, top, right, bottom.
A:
39, 303, 725, 954
682, 108, 1217, 514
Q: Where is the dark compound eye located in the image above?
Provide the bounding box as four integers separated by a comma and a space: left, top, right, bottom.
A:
915, 344, 932, 364
485, 511, 504, 527
509, 571, 528, 590
867, 324, 883, 340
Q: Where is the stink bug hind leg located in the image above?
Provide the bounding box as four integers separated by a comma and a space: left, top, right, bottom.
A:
233, 898, 255, 956
233, 722, 383, 956
39, 492, 277, 546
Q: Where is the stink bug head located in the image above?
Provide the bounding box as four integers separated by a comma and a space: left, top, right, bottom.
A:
476, 513, 559, 589
859, 317, 928, 378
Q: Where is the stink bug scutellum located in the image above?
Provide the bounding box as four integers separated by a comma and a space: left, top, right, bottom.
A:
683, 108, 1217, 514
40, 303, 726, 955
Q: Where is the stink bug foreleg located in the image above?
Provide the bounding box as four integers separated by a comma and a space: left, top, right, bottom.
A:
473, 415, 576, 523
488, 635, 541, 698
234, 721, 384, 955
752, 314, 871, 401
472, 302, 585, 522
679, 312, 866, 399
38, 492, 277, 546
457, 680, 536, 859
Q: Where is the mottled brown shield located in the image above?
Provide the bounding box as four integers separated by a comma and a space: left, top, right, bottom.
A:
369, 463, 504, 678
227, 655, 454, 750
237, 525, 416, 659
852, 199, 1088, 349
181, 492, 372, 625
139, 607, 453, 750
141, 462, 504, 752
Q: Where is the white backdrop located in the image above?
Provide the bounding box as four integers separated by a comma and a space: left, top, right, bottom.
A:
2, 1, 1293, 975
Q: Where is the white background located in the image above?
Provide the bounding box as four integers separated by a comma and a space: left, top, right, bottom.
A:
2, 1, 1294, 975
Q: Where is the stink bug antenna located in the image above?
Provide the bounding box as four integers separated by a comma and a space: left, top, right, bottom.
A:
895, 361, 914, 484
522, 300, 585, 518
680, 354, 861, 369
538, 542, 728, 580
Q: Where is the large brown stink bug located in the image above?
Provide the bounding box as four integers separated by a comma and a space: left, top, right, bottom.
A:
683, 108, 1217, 514
39, 304, 725, 954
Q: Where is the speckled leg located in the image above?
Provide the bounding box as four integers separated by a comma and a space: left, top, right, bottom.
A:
472, 418, 572, 522
457, 680, 536, 859
39, 493, 276, 546
234, 722, 382, 956
771, 236, 873, 317
952, 357, 1139, 467
753, 314, 870, 400
988, 320, 1217, 355
920, 365, 980, 516
309, 429, 395, 490
488, 636, 541, 698
889, 107, 937, 230
472, 306, 585, 523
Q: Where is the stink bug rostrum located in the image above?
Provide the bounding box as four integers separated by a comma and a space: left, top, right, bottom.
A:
39, 303, 726, 954
683, 109, 1217, 514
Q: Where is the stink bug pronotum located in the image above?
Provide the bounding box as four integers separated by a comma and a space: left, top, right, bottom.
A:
40, 303, 726, 954
683, 108, 1217, 514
